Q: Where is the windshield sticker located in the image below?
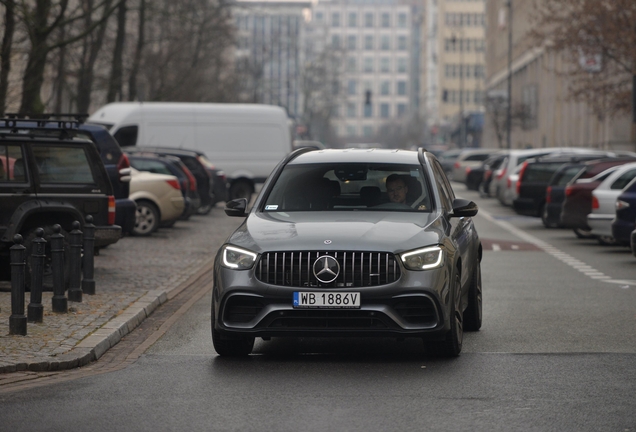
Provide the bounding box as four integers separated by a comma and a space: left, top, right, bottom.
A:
265, 205, 279, 210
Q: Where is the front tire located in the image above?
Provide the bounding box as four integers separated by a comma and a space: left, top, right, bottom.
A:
211, 308, 254, 357
573, 227, 594, 239
133, 200, 160, 236
426, 271, 463, 357
463, 262, 482, 331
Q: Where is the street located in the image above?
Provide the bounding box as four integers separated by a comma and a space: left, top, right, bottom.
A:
0, 184, 635, 431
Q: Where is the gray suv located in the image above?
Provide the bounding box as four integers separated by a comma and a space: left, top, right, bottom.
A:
211, 148, 482, 357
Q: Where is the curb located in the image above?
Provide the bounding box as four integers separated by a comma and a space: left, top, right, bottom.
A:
0, 259, 215, 374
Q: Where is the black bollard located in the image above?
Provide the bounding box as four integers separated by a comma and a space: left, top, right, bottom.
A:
81, 215, 96, 295
27, 228, 45, 323
51, 224, 68, 313
67, 221, 83, 303
10, 234, 27, 336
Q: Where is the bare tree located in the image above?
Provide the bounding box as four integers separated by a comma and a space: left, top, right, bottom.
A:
127, 0, 144, 101
486, 94, 531, 149
106, 0, 125, 102
0, 0, 16, 115
530, 0, 636, 118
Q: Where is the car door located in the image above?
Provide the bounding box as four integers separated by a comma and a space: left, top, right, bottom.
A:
0, 143, 34, 242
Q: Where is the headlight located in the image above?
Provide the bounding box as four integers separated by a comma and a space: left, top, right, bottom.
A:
400, 246, 444, 271
221, 245, 258, 270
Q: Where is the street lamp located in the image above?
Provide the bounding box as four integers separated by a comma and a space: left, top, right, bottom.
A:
451, 32, 466, 148
506, 0, 513, 150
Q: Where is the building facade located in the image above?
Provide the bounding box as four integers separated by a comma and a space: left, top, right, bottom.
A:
484, 0, 633, 151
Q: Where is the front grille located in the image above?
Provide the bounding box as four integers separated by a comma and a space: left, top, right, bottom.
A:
267, 310, 389, 329
224, 297, 265, 324
393, 297, 438, 325
255, 251, 401, 288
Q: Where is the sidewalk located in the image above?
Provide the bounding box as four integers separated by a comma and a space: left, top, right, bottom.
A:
0, 210, 234, 374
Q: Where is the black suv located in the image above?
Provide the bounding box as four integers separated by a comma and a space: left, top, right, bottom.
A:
0, 119, 121, 284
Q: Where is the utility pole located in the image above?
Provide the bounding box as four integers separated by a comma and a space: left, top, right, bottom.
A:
506, 0, 513, 150
452, 31, 466, 148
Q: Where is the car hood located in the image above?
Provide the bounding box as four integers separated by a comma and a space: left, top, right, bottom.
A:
227, 211, 445, 253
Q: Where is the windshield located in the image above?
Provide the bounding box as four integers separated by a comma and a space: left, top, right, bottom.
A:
263, 163, 432, 212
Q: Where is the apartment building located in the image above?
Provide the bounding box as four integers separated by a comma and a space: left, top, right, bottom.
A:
309, 0, 423, 141
484, 0, 632, 150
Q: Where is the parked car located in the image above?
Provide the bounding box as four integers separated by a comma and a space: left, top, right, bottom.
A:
561, 158, 636, 238
438, 148, 463, 178
464, 153, 505, 192
587, 163, 636, 244
513, 153, 616, 218
129, 168, 185, 236
127, 152, 201, 220
631, 228, 636, 257
451, 149, 495, 184
0, 118, 121, 286
122, 146, 218, 214
212, 148, 482, 357
611, 177, 636, 246
543, 163, 587, 228
478, 154, 506, 197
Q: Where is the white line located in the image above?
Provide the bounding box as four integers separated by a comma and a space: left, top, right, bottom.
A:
479, 208, 626, 288
511, 245, 519, 250
492, 243, 501, 251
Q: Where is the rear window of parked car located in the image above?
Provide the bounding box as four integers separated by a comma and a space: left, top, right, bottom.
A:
32, 145, 95, 184
524, 163, 564, 183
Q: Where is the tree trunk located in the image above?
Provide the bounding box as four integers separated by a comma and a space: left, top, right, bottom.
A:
54, 26, 66, 113
76, 0, 113, 113
20, 35, 50, 115
0, 0, 16, 115
128, 0, 145, 101
107, 0, 127, 103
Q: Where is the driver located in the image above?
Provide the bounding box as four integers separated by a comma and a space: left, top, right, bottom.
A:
386, 174, 408, 204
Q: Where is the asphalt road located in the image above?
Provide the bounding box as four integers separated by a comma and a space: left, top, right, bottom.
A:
1, 185, 635, 432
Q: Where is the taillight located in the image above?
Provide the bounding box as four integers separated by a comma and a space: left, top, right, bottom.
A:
117, 153, 130, 180
565, 186, 574, 197
546, 186, 552, 204
454, 161, 460, 169
183, 167, 197, 192
592, 196, 599, 209
616, 200, 630, 210
108, 195, 116, 225
496, 168, 507, 180
516, 162, 528, 194
166, 179, 181, 190
465, 167, 471, 174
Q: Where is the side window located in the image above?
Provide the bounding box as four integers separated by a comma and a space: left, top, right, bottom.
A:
130, 159, 171, 175
611, 169, 636, 190
113, 126, 138, 147
31, 145, 95, 184
432, 160, 453, 211
0, 144, 27, 183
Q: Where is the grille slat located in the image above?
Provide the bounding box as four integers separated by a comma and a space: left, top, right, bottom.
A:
256, 250, 401, 288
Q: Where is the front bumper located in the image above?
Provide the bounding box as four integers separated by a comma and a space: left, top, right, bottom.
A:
94, 225, 122, 247
212, 264, 452, 341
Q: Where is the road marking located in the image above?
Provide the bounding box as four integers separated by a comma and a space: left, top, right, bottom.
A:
479, 208, 631, 288
492, 243, 501, 251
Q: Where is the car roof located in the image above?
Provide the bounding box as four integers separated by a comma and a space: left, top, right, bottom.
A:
288, 148, 420, 165
124, 146, 203, 157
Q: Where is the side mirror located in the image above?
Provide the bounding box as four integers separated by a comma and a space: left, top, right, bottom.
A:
224, 198, 248, 217
451, 198, 478, 218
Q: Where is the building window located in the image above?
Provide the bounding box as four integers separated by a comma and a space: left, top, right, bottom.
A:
397, 57, 407, 73
347, 35, 357, 50
346, 56, 357, 72
363, 57, 374, 73
380, 81, 390, 95
397, 35, 407, 50
398, 13, 407, 28
363, 103, 373, 118
381, 12, 390, 27
332, 34, 341, 49
346, 103, 356, 118
363, 125, 374, 136
347, 79, 357, 95
380, 57, 390, 73
346, 125, 357, 136
332, 81, 340, 95
348, 12, 357, 27
397, 81, 407, 95
315, 11, 323, 22
380, 35, 390, 50
364, 12, 374, 27
332, 12, 340, 27
364, 35, 374, 50
380, 103, 390, 118
397, 103, 407, 116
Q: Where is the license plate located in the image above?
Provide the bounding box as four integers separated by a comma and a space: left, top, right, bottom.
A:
293, 292, 361, 308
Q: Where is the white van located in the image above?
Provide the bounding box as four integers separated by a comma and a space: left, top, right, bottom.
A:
88, 102, 292, 199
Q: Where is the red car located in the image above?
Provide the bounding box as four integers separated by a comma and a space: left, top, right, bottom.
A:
560, 158, 636, 238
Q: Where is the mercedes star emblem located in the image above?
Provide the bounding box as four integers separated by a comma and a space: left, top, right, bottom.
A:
313, 255, 340, 283
324, 240, 332, 245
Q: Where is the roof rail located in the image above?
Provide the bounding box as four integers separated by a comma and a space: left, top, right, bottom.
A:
0, 114, 89, 140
